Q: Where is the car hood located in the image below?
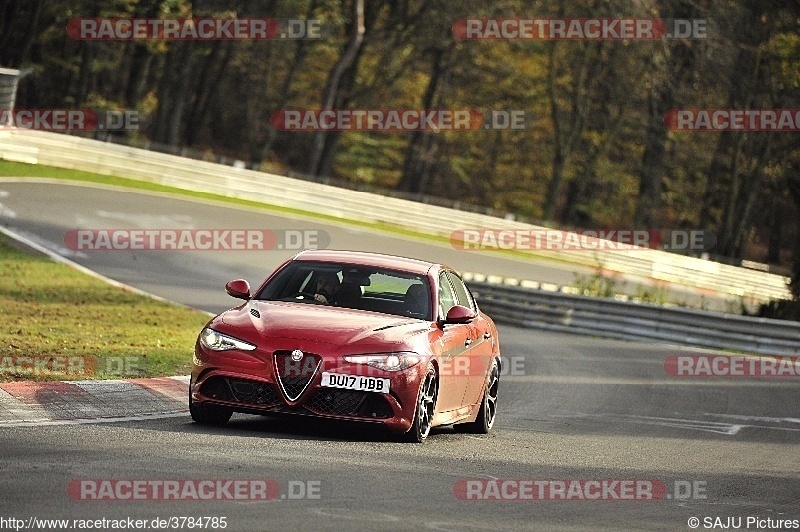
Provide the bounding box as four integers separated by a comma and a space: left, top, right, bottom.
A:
220, 300, 429, 349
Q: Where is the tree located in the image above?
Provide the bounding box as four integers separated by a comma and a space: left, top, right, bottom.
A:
635, 0, 702, 227
306, 0, 368, 177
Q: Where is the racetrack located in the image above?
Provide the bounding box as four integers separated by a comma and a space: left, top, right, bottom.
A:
0, 179, 598, 314
1, 179, 798, 530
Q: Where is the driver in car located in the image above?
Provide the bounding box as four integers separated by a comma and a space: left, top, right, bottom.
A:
312, 271, 340, 304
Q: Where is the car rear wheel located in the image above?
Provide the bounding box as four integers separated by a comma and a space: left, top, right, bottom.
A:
401, 363, 437, 443
459, 358, 499, 434
189, 391, 232, 426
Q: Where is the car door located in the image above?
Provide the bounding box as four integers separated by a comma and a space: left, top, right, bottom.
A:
435, 270, 474, 413
445, 270, 493, 407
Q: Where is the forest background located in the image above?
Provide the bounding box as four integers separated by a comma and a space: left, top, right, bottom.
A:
2, 0, 799, 302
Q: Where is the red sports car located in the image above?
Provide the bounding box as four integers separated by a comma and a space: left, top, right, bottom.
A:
189, 250, 500, 442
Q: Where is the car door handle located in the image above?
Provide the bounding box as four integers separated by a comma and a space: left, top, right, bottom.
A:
464, 338, 472, 347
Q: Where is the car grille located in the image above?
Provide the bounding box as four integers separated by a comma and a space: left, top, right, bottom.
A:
274, 351, 322, 402
306, 389, 394, 419
199, 377, 281, 406
198, 375, 394, 420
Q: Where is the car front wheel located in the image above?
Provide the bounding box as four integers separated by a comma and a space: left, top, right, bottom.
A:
401, 363, 438, 443
189, 392, 232, 427
459, 358, 499, 434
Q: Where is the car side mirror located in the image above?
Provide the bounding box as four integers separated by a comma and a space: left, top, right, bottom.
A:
225, 279, 251, 300
441, 305, 476, 325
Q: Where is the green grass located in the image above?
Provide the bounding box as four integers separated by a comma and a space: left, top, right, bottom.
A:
0, 238, 211, 381
571, 271, 620, 299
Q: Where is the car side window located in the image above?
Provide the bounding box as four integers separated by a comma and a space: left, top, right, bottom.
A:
446, 271, 476, 313
438, 271, 458, 319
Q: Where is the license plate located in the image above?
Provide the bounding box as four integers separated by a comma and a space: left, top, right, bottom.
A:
320, 372, 390, 393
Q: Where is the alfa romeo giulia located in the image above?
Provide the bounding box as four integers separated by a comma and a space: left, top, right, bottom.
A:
189, 250, 500, 442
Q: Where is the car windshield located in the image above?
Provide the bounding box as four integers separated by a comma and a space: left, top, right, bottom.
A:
255, 261, 432, 320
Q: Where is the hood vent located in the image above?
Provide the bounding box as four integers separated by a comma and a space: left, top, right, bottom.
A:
373, 321, 415, 331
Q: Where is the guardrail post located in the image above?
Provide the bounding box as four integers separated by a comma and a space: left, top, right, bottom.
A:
0, 68, 22, 125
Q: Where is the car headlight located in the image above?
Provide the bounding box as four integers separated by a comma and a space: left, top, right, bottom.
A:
343, 352, 421, 372
199, 328, 257, 352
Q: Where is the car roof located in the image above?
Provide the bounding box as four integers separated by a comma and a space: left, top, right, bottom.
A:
292, 250, 437, 276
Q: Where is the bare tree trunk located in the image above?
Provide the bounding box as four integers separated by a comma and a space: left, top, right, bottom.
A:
635, 82, 672, 227
699, 129, 735, 229
152, 42, 193, 146
543, 42, 589, 222
119, 0, 161, 109
790, 182, 800, 299
185, 42, 234, 147
255, 0, 319, 164
766, 186, 785, 264
635, 0, 700, 227
0, 0, 45, 67
306, 0, 365, 177
72, 44, 93, 108
717, 50, 763, 257
722, 135, 771, 258
397, 43, 450, 194
564, 104, 625, 225
167, 43, 192, 147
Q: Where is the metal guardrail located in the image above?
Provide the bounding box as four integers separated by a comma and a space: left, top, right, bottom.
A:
468, 279, 800, 355
0, 68, 22, 125
0, 128, 792, 302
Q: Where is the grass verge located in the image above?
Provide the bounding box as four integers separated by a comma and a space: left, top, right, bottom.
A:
0, 237, 210, 382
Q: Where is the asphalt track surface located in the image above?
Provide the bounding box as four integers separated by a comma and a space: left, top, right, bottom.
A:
1, 179, 798, 531
0, 179, 597, 314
